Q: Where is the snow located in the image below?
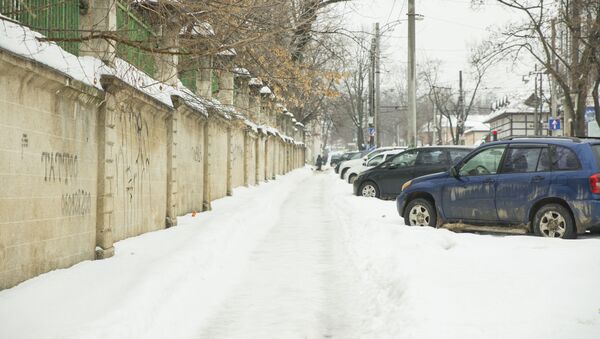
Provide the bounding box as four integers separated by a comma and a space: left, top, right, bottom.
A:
249, 77, 263, 86
259, 85, 272, 95
0, 16, 194, 110
233, 67, 250, 77
2, 164, 600, 338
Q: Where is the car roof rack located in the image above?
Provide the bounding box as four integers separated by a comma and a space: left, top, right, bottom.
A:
501, 135, 582, 143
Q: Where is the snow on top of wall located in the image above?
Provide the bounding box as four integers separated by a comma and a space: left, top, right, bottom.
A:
0, 16, 189, 109
260, 86, 272, 95
249, 77, 263, 86
0, 17, 303, 141
217, 48, 236, 56
180, 22, 215, 37
0, 16, 106, 89
233, 67, 250, 77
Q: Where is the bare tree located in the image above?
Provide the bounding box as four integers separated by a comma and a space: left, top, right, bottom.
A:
473, 0, 600, 135
420, 50, 491, 145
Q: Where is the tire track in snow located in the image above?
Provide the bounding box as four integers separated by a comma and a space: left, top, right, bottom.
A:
197, 170, 369, 339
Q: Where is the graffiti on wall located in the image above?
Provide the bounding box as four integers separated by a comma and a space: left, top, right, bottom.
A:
62, 189, 91, 216
114, 109, 152, 232
21, 134, 28, 159
41, 152, 78, 184
192, 146, 202, 163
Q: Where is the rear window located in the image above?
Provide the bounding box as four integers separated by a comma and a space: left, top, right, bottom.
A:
448, 149, 470, 163
552, 146, 580, 171
592, 145, 600, 168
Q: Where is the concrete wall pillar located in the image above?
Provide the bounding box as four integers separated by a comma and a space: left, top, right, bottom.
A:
226, 126, 233, 195
216, 52, 235, 106
154, 25, 180, 87
96, 95, 116, 259
248, 79, 263, 123
197, 55, 213, 98
166, 108, 179, 227
203, 120, 212, 211
79, 0, 116, 64
234, 70, 251, 115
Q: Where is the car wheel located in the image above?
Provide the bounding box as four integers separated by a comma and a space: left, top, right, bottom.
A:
348, 173, 357, 184
533, 204, 576, 239
404, 198, 437, 227
359, 181, 379, 198
340, 168, 349, 179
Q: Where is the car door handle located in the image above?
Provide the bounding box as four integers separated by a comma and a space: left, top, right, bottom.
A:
531, 175, 545, 182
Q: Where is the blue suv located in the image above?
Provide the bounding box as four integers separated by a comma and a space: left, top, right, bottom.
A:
396, 137, 600, 239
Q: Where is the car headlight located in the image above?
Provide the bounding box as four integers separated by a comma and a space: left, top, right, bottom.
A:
401, 180, 412, 191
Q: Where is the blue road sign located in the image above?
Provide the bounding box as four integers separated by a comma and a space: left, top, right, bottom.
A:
549, 118, 561, 130
368, 127, 375, 136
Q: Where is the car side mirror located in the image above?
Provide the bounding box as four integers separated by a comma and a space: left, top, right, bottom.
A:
450, 166, 459, 177
388, 163, 398, 170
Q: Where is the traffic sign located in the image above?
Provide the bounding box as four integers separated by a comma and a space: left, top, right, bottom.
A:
548, 118, 561, 130
368, 127, 376, 136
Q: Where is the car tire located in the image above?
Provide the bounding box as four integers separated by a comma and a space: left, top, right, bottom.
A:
340, 168, 349, 179
348, 173, 357, 184
533, 204, 576, 239
359, 181, 379, 198
404, 198, 437, 227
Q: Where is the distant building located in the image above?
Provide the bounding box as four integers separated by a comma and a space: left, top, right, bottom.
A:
418, 114, 489, 146
484, 94, 555, 139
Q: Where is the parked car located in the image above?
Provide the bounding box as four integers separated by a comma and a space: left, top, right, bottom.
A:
339, 146, 407, 180
335, 151, 368, 174
329, 153, 344, 168
396, 137, 600, 239
345, 150, 403, 184
354, 146, 472, 199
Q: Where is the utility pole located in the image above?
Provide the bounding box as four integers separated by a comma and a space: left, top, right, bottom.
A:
368, 32, 375, 149
375, 23, 381, 147
407, 0, 417, 147
458, 70, 464, 144
432, 98, 437, 145
550, 18, 560, 136
534, 64, 539, 136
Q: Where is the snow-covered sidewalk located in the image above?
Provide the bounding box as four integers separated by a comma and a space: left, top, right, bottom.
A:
1, 167, 600, 339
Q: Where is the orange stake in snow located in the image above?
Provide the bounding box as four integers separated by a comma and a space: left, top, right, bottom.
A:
192, 211, 197, 217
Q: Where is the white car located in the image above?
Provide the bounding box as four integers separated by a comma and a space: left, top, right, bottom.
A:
339, 146, 406, 180
345, 150, 402, 183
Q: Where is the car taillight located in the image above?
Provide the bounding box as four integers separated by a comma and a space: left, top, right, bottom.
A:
590, 174, 600, 194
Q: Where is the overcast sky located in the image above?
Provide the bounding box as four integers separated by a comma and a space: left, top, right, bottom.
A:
334, 0, 532, 98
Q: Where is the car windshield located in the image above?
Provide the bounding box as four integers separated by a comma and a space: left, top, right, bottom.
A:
367, 154, 385, 166
349, 152, 364, 160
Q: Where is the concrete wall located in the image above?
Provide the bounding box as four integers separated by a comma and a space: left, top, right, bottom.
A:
231, 125, 246, 189
0, 50, 307, 290
105, 81, 169, 242
256, 135, 266, 182
174, 108, 206, 216
0, 51, 102, 289
207, 116, 229, 200
246, 133, 257, 186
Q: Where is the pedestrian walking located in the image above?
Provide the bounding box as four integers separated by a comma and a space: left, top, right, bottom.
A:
315, 154, 323, 171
